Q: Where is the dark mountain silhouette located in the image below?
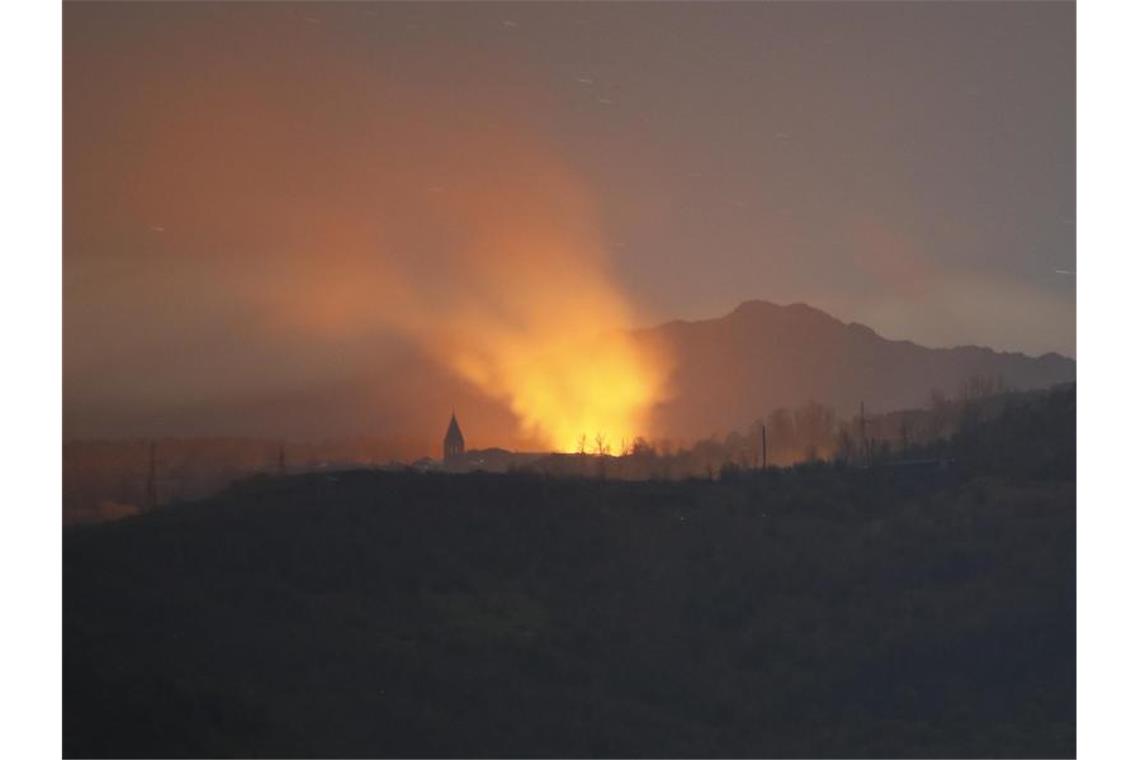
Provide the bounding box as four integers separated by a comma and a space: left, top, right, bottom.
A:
637, 300, 1075, 440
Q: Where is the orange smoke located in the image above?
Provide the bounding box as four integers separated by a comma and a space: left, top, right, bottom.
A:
426, 258, 666, 453
67, 15, 670, 452
257, 136, 672, 452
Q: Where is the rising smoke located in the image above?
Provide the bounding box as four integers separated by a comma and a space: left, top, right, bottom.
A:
64, 9, 670, 453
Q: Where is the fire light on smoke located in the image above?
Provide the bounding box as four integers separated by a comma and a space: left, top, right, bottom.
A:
458, 331, 662, 453
67, 15, 671, 453
438, 270, 666, 453
288, 183, 672, 454
251, 196, 667, 452
271, 200, 669, 452
248, 145, 669, 453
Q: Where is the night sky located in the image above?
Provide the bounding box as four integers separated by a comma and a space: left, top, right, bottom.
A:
64, 1, 1074, 444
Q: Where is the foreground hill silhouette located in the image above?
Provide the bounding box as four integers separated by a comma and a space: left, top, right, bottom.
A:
637, 300, 1074, 439
64, 387, 1075, 758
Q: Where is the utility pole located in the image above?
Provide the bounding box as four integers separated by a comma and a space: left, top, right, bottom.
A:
761, 424, 767, 470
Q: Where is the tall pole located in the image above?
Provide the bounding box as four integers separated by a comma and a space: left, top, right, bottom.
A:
761, 424, 767, 469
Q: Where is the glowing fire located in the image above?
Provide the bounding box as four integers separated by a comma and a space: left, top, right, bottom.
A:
102, 26, 672, 453
420, 207, 673, 450
371, 225, 670, 453
258, 199, 669, 452
447, 306, 666, 453
251, 143, 671, 453
503, 335, 663, 453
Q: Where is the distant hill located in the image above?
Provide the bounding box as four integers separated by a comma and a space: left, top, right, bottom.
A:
636, 300, 1075, 440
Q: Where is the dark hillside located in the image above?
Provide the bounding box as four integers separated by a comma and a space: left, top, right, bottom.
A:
638, 300, 1075, 439
64, 396, 1075, 758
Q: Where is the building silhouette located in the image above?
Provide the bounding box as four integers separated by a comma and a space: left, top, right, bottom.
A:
443, 412, 465, 464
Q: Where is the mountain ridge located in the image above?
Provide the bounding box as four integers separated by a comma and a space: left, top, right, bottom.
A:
634, 299, 1074, 440
644, 299, 1073, 361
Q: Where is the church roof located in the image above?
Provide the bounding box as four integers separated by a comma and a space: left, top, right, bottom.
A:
444, 413, 464, 444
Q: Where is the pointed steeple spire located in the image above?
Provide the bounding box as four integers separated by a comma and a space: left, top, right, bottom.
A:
443, 411, 465, 463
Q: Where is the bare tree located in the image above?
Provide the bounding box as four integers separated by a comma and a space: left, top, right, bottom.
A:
593, 432, 610, 457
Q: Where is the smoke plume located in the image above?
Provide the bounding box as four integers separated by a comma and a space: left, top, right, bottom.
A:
65, 9, 669, 452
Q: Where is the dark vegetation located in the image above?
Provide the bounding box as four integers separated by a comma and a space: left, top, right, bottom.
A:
506, 377, 1067, 479
63, 437, 405, 525
65, 375, 1066, 526
64, 386, 1075, 758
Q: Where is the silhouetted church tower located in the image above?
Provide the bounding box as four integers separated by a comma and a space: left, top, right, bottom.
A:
443, 412, 465, 464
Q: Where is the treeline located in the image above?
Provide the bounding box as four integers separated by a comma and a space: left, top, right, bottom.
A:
65, 376, 1066, 523
525, 375, 1063, 481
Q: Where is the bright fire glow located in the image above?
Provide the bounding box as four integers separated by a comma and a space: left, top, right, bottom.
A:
360, 224, 671, 453
92, 27, 672, 453
446, 300, 666, 453
243, 101, 672, 453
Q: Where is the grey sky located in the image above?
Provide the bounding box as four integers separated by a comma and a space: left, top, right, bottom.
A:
394, 1, 1075, 354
